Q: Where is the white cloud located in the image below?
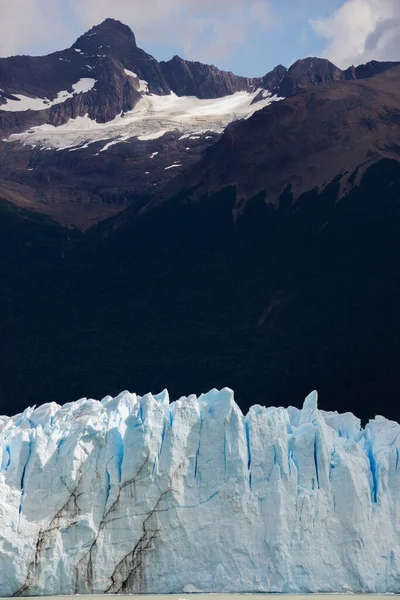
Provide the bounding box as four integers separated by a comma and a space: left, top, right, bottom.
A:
311, 0, 400, 68
0, 0, 70, 57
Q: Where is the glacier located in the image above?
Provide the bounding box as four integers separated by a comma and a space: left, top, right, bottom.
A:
0, 388, 400, 596
3, 89, 281, 153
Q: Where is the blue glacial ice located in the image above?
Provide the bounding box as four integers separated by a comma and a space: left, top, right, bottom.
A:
0, 388, 400, 595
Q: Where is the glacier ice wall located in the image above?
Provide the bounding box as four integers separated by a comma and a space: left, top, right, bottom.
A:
1, 388, 400, 596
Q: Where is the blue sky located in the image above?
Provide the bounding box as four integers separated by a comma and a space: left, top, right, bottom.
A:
1, 0, 400, 76
140, 1, 346, 76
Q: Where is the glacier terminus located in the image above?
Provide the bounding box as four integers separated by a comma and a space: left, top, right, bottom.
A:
0, 388, 399, 596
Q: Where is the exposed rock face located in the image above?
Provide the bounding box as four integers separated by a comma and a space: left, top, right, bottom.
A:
251, 64, 287, 104
160, 55, 260, 99
277, 57, 344, 97
344, 59, 400, 80
252, 57, 400, 103
262, 64, 287, 90
73, 18, 171, 96
275, 57, 400, 97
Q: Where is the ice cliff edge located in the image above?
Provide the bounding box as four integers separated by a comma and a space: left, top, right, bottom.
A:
1, 388, 399, 595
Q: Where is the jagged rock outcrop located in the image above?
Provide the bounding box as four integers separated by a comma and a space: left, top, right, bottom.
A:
276, 57, 400, 97
72, 18, 171, 96
344, 59, 400, 80
160, 55, 260, 99
277, 57, 344, 97
262, 64, 287, 90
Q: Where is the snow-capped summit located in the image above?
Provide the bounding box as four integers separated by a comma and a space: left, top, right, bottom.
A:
0, 19, 286, 227
0, 18, 273, 125
0, 388, 400, 595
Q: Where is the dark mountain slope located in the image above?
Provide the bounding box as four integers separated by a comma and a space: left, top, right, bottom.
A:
154, 64, 400, 215
1, 157, 400, 423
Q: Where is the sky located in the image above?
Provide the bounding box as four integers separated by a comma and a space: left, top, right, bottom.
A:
0, 0, 400, 77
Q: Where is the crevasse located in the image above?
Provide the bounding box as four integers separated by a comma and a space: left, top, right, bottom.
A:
0, 388, 399, 596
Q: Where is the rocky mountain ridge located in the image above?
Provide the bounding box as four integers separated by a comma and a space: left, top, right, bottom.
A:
0, 18, 399, 229
0, 18, 265, 134
1, 19, 398, 134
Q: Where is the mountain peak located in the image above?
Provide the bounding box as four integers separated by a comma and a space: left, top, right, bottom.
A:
92, 18, 136, 38
73, 18, 138, 53
290, 56, 338, 69
278, 56, 343, 96
287, 57, 343, 80
262, 64, 287, 91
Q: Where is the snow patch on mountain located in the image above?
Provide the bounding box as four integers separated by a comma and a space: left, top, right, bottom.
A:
0, 388, 400, 596
124, 68, 149, 93
137, 130, 168, 141
0, 78, 97, 112
3, 90, 281, 152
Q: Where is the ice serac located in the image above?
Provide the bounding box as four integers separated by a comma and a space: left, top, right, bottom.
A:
1, 389, 400, 596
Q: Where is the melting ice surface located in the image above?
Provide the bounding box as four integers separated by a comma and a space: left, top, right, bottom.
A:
0, 79, 97, 112
3, 89, 281, 152
1, 388, 400, 596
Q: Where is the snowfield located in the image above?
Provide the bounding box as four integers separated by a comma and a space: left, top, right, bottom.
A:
3, 89, 281, 153
0, 78, 97, 112
0, 388, 400, 595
